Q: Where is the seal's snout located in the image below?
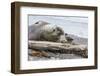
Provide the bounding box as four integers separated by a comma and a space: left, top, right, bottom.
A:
56, 27, 64, 35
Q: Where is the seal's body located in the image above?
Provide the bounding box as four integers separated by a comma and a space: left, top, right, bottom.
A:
28, 21, 67, 43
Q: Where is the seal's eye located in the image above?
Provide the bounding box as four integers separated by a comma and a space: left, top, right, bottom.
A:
53, 29, 56, 32
35, 22, 39, 24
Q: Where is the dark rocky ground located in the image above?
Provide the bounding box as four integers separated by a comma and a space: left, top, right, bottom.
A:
28, 34, 88, 61
67, 34, 88, 45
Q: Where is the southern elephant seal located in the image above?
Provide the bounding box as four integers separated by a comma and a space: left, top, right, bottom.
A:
28, 21, 68, 43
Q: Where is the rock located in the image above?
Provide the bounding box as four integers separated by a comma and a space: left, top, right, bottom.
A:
65, 33, 88, 45
29, 49, 50, 58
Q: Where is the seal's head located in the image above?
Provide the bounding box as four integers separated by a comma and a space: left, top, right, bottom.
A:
40, 24, 65, 42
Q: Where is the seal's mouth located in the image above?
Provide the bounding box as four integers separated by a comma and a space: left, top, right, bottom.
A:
40, 31, 60, 42
44, 34, 60, 42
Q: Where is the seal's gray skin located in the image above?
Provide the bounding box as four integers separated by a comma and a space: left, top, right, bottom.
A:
28, 21, 68, 43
